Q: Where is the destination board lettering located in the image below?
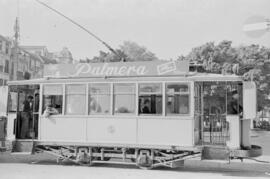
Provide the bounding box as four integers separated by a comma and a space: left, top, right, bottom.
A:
44, 60, 189, 78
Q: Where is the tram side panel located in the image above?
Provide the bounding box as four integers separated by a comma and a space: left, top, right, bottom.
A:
39, 81, 196, 149
40, 116, 86, 142
86, 117, 137, 144
137, 117, 194, 147
39, 115, 194, 148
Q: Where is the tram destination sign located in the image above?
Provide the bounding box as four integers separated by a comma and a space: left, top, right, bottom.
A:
44, 60, 189, 78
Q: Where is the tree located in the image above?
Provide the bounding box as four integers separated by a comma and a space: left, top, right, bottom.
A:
86, 41, 159, 63
120, 41, 158, 61
185, 40, 270, 110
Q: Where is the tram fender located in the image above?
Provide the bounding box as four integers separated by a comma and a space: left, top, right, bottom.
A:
230, 145, 262, 158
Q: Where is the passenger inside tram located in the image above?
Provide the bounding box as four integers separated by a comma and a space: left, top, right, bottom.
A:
89, 98, 102, 113
43, 96, 60, 117
179, 96, 189, 114
142, 99, 151, 113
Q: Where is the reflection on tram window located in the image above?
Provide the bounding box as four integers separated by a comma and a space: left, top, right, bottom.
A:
139, 83, 162, 115
18, 92, 26, 112
42, 85, 63, 114
166, 84, 189, 115
89, 83, 110, 114
65, 84, 86, 115
8, 92, 18, 112
114, 83, 135, 114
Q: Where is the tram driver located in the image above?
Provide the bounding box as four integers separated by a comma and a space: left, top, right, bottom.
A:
227, 90, 243, 115
21, 95, 33, 139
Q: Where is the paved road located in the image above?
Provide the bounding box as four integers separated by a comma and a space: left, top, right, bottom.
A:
0, 129, 270, 178
1, 151, 270, 179
251, 129, 270, 155
0, 161, 269, 179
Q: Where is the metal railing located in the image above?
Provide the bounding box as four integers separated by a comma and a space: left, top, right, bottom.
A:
201, 114, 229, 146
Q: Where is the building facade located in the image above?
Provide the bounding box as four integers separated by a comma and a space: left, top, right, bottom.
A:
21, 46, 73, 64
10, 47, 44, 80
0, 35, 11, 86
49, 47, 73, 64
0, 35, 58, 82
20, 46, 50, 58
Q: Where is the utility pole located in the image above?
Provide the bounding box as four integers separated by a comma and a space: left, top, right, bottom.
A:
13, 17, 20, 81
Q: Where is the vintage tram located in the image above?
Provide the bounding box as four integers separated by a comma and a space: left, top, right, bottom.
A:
5, 60, 261, 169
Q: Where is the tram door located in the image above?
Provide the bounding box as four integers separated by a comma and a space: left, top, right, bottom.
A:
195, 82, 242, 146
11, 85, 40, 140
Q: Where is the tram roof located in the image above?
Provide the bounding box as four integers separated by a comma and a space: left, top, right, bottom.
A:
8, 72, 242, 86
8, 61, 243, 85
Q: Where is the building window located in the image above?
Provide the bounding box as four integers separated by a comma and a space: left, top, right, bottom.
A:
139, 83, 162, 115
43, 84, 63, 115
4, 60, 9, 73
166, 83, 189, 115
16, 71, 24, 80
89, 83, 111, 114
0, 59, 4, 72
0, 41, 2, 52
114, 83, 136, 114
0, 79, 3, 86
65, 84, 86, 115
5, 43, 9, 54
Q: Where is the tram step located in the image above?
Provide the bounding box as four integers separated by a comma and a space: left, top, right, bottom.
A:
201, 146, 230, 160
11, 140, 34, 154
0, 147, 6, 152
10, 152, 32, 155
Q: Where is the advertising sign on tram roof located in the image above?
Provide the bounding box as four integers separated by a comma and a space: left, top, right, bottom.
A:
44, 60, 189, 78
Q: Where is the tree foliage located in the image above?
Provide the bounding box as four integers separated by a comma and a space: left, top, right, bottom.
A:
81, 41, 158, 63
184, 40, 270, 110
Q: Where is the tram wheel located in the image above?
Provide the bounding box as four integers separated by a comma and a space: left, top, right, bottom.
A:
136, 154, 153, 170
56, 157, 64, 164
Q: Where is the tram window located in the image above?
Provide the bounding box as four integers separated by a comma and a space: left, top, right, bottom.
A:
139, 83, 162, 115
43, 85, 63, 114
166, 84, 189, 115
114, 83, 135, 114
89, 83, 111, 114
65, 84, 86, 115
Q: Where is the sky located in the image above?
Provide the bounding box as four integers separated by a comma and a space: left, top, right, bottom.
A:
0, 0, 270, 61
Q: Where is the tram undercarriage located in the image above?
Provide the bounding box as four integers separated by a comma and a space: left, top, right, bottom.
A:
35, 145, 201, 169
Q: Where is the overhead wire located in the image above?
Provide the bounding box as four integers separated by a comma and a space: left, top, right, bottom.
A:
35, 0, 122, 60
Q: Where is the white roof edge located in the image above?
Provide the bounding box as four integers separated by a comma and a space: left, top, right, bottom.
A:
7, 73, 242, 86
